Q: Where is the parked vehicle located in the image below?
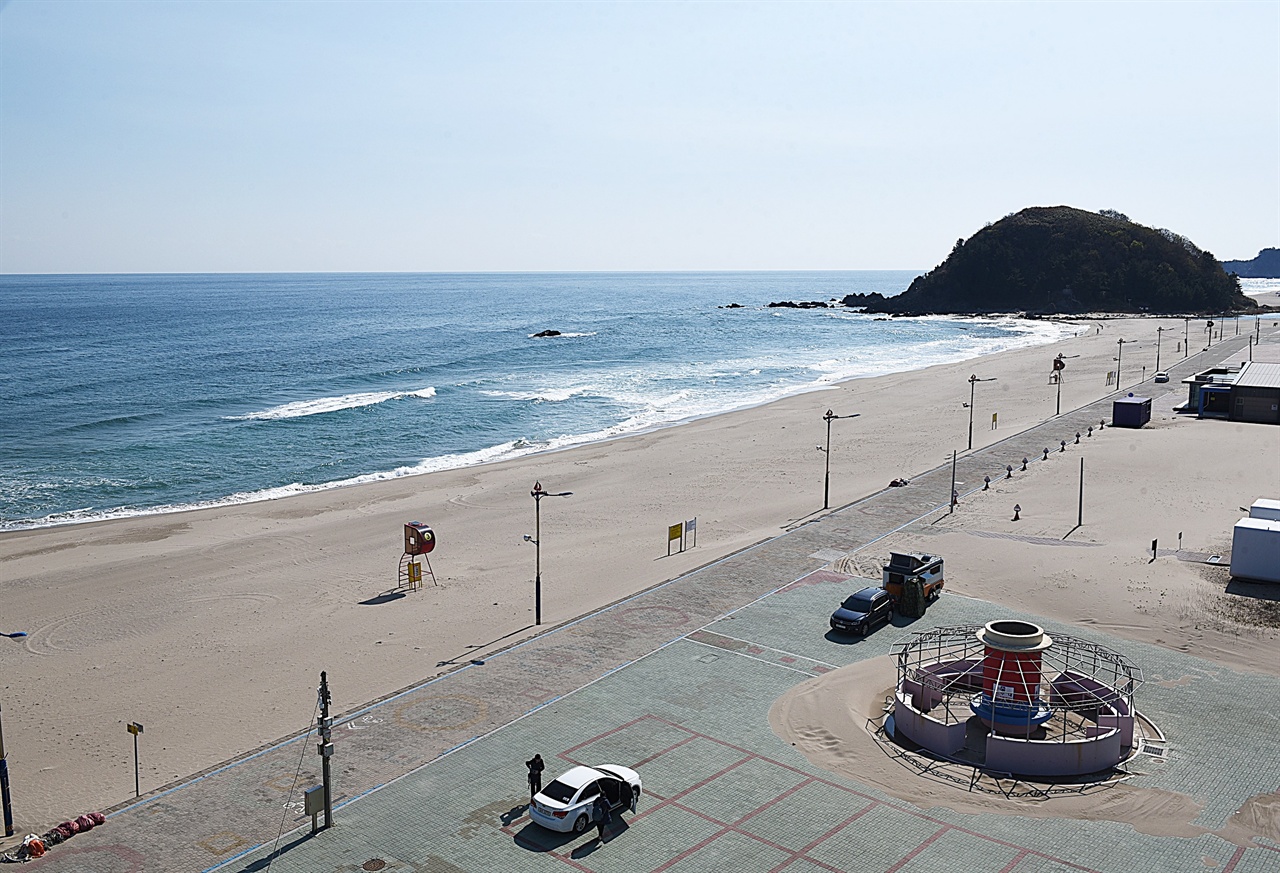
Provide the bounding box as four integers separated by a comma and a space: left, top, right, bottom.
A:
829, 586, 894, 636
881, 552, 944, 602
1154, 371, 1170, 383
530, 764, 642, 833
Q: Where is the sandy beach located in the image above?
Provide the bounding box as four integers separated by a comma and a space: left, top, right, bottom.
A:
2, 312, 1278, 832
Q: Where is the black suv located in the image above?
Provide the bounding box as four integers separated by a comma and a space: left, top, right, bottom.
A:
829, 586, 894, 636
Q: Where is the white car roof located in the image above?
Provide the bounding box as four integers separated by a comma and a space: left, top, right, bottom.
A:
553, 764, 637, 789
555, 765, 606, 789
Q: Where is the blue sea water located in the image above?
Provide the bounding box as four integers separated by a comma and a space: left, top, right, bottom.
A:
0, 272, 1077, 531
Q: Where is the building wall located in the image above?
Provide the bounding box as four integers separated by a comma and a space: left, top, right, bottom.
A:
1230, 386, 1280, 424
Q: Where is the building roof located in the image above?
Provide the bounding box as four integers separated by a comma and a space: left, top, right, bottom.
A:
1235, 361, 1280, 389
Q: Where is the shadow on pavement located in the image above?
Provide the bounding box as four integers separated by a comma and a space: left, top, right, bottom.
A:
1226, 578, 1280, 602
512, 821, 588, 853
233, 830, 317, 871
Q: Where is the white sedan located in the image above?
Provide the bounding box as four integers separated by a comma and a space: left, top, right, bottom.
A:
529, 764, 642, 833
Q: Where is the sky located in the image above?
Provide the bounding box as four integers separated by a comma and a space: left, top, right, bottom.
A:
1, 0, 1277, 274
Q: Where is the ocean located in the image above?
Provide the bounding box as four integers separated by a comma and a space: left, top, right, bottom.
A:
1, 271, 1080, 531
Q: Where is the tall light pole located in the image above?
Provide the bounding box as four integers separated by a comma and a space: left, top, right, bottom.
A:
967, 374, 996, 450
1184, 317, 1189, 358
1116, 339, 1126, 388
1155, 326, 1165, 373
821, 409, 858, 510
0, 632, 23, 837
528, 481, 572, 626
1, 700, 12, 836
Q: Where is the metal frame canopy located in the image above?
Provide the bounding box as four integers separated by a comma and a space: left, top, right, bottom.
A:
887, 624, 1150, 779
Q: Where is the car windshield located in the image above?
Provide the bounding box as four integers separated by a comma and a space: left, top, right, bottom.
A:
842, 595, 873, 611
540, 780, 577, 803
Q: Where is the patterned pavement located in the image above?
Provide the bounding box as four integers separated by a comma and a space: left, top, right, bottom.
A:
21, 333, 1280, 873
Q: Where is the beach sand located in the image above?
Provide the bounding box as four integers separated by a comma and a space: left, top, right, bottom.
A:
2, 314, 1278, 831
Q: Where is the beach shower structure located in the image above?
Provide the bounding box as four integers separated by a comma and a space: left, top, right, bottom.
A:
891, 621, 1145, 777
399, 521, 438, 590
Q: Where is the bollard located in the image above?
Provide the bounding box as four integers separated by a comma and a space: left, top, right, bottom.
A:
1022, 457, 1028, 471
1060, 440, 1066, 453
1006, 464, 1013, 479
1099, 419, 1105, 430
1042, 448, 1049, 460
983, 475, 991, 490
1013, 504, 1021, 521
1075, 432, 1080, 444
1087, 426, 1093, 438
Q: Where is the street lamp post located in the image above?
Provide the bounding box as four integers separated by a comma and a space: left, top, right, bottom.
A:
1116, 339, 1126, 388
1184, 318, 1189, 358
528, 481, 572, 626
967, 374, 996, 450
821, 409, 858, 510
1155, 326, 1165, 373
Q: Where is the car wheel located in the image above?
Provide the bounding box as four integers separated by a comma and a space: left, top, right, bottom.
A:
859, 622, 869, 635
573, 814, 589, 833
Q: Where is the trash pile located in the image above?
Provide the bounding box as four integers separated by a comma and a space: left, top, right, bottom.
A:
1, 812, 105, 863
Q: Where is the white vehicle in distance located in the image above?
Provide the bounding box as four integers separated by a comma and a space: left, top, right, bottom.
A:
1154, 371, 1170, 383
529, 764, 642, 833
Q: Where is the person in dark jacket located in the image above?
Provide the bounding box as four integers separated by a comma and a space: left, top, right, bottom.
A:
592, 792, 611, 842
526, 754, 544, 802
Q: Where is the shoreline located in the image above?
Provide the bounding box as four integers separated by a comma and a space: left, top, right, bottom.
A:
2, 314, 1278, 830
1, 313, 1080, 534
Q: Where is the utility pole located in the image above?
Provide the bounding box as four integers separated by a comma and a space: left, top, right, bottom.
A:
1115, 339, 1126, 388
318, 672, 333, 830
1155, 326, 1164, 372
1, 701, 13, 837
1078, 458, 1084, 528
949, 449, 957, 514
1184, 318, 1189, 358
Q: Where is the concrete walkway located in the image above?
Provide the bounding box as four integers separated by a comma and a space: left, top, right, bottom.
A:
23, 333, 1279, 873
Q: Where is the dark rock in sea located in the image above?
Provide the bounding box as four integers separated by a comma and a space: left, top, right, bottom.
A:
843, 206, 1252, 316
531, 330, 562, 338
767, 300, 830, 309
721, 303, 744, 309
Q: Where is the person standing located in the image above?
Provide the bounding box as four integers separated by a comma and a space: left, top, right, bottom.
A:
526, 754, 544, 802
592, 792, 611, 843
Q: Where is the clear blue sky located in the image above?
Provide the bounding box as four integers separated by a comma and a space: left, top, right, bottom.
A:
2, 0, 1276, 273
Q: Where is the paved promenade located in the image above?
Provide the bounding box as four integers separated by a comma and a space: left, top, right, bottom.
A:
22, 333, 1280, 873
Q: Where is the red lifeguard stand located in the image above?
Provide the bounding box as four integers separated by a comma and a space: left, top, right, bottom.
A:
399, 521, 438, 589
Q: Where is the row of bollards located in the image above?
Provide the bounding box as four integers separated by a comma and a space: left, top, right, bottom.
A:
959, 419, 1103, 522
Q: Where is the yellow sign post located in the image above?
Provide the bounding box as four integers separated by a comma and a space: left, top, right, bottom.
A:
667, 523, 683, 556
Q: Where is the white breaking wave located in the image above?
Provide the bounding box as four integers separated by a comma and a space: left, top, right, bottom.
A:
7, 315, 1086, 533
227, 387, 436, 421
479, 387, 593, 403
